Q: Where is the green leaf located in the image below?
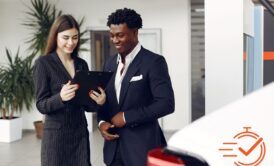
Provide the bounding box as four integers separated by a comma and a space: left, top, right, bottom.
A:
0, 48, 35, 116
22, 0, 88, 56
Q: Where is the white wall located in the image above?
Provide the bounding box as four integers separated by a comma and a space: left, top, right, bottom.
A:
0, 0, 32, 65
205, 0, 254, 113
0, 0, 191, 130
244, 0, 254, 36
205, 0, 244, 113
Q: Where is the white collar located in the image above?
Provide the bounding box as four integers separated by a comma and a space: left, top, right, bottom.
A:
116, 42, 141, 64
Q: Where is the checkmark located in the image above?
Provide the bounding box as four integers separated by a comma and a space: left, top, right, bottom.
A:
238, 137, 263, 156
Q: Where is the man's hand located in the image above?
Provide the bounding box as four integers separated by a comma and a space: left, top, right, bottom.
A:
111, 112, 126, 128
99, 121, 119, 141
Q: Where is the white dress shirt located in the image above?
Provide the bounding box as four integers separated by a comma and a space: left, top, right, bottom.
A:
115, 42, 141, 103
99, 43, 141, 127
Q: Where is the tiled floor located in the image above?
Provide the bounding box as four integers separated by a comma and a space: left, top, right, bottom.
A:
0, 130, 175, 166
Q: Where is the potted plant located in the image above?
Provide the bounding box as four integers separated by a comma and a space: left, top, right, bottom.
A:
22, 0, 88, 138
0, 48, 34, 142
23, 0, 88, 55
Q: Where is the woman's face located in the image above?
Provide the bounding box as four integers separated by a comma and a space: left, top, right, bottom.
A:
56, 28, 79, 55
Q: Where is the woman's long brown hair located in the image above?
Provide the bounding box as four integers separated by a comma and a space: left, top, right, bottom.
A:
44, 15, 80, 58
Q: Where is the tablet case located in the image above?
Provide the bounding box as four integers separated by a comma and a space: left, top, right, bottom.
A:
70, 70, 113, 109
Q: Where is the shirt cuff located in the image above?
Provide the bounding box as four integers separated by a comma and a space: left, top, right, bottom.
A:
98, 120, 105, 128
123, 112, 126, 123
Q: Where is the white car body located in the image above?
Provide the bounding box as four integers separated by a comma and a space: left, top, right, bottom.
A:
168, 83, 274, 166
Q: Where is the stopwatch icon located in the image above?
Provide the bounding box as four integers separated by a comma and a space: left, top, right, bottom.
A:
219, 127, 266, 166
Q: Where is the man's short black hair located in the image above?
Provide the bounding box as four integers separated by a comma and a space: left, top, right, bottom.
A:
107, 8, 143, 29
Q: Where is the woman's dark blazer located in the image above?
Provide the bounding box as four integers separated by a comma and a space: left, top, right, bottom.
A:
33, 52, 92, 166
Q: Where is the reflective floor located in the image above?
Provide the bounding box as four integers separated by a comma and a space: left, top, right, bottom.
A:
0, 129, 175, 166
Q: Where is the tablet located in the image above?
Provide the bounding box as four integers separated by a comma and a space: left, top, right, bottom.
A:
70, 70, 113, 109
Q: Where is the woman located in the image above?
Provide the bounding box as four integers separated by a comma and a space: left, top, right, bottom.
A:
33, 15, 105, 166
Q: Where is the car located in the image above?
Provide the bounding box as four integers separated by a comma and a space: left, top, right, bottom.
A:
147, 83, 274, 166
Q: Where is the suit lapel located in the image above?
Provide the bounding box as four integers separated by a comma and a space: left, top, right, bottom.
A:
105, 56, 119, 105
51, 52, 72, 80
74, 57, 84, 71
119, 51, 142, 107
51, 52, 83, 80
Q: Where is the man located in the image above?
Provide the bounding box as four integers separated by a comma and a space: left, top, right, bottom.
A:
97, 8, 175, 166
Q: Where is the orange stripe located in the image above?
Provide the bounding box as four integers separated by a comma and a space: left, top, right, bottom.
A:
223, 155, 237, 157
264, 52, 274, 60
219, 148, 233, 151
243, 52, 247, 60
223, 142, 237, 145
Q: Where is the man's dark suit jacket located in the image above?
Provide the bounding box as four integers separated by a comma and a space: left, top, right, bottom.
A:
33, 52, 92, 166
98, 47, 175, 166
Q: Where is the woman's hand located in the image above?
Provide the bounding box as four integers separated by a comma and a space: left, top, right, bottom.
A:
89, 87, 106, 105
60, 80, 79, 101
